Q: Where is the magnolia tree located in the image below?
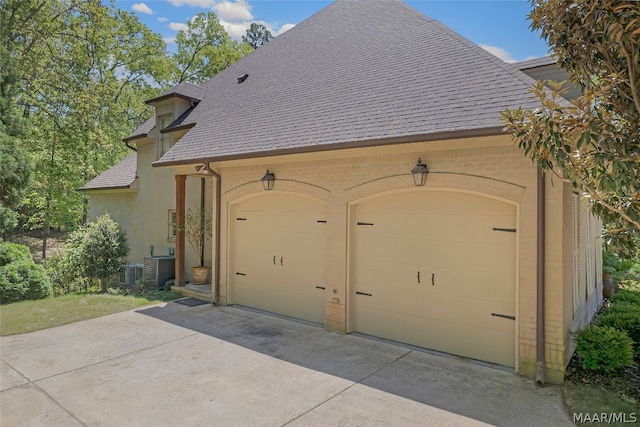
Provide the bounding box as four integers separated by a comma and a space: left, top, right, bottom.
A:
81, 214, 129, 293
502, 0, 640, 247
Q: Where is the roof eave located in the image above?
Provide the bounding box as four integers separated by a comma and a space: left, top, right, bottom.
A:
77, 185, 134, 192
152, 126, 507, 168
122, 134, 148, 143
160, 123, 196, 134
145, 93, 200, 105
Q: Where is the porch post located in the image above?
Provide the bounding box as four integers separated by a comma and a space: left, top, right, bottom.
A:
175, 174, 186, 286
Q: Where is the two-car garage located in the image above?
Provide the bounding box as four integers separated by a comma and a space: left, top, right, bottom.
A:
231, 190, 517, 367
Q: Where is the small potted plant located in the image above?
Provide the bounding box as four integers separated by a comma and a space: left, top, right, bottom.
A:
182, 208, 212, 284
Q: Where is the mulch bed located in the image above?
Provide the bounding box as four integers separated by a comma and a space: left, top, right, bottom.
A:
564, 352, 640, 403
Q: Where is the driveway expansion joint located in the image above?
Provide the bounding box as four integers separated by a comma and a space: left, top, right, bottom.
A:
280, 349, 413, 426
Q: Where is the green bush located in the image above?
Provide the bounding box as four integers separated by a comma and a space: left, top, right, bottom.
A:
575, 325, 635, 372
0, 261, 51, 303
0, 242, 31, 266
45, 214, 128, 295
598, 308, 640, 356
611, 289, 640, 306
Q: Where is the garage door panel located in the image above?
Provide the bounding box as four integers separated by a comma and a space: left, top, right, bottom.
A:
428, 268, 514, 301
353, 191, 516, 367
417, 241, 514, 273
234, 193, 326, 325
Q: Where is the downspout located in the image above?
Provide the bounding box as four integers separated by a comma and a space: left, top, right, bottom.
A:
200, 178, 205, 267
209, 166, 222, 305
536, 168, 546, 384
125, 141, 137, 152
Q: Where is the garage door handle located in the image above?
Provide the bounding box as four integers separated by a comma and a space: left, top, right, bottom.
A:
316, 286, 325, 290
280, 256, 283, 266
273, 256, 276, 265
491, 313, 515, 321
417, 271, 420, 283
356, 291, 372, 297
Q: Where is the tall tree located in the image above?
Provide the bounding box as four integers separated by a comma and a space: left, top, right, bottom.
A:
172, 12, 253, 84
242, 23, 272, 49
0, 43, 32, 236
502, 0, 640, 234
2, 0, 168, 255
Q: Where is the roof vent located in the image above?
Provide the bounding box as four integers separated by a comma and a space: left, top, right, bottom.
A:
237, 74, 249, 84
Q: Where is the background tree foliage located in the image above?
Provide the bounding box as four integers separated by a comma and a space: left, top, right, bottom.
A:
503, 0, 640, 239
173, 12, 253, 84
0, 1, 251, 256
0, 43, 32, 236
242, 23, 272, 49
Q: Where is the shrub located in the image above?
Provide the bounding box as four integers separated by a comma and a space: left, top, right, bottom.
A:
0, 242, 31, 266
575, 325, 634, 372
598, 309, 640, 356
611, 289, 640, 306
45, 214, 129, 295
81, 214, 129, 293
0, 261, 51, 303
45, 241, 92, 296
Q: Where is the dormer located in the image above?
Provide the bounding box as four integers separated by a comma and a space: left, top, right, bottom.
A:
144, 82, 204, 159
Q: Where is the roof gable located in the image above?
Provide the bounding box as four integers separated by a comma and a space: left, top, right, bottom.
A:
146, 81, 205, 105
155, 0, 544, 166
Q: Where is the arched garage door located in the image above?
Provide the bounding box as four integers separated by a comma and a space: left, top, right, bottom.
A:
233, 193, 327, 324
352, 191, 517, 367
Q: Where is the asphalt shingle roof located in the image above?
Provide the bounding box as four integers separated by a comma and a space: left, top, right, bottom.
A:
515, 56, 557, 70
79, 153, 137, 191
124, 115, 155, 142
154, 0, 546, 166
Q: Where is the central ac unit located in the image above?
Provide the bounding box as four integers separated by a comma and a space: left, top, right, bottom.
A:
119, 264, 144, 286
144, 256, 175, 289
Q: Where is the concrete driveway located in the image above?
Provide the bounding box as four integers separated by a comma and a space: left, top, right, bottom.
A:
0, 301, 574, 427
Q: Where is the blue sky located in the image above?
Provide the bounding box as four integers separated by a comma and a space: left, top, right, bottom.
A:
115, 0, 550, 63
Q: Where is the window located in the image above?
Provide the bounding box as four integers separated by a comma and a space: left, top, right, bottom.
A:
168, 210, 176, 240
158, 113, 174, 158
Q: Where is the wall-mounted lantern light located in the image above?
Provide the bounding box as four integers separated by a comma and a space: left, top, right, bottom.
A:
261, 170, 275, 190
411, 158, 429, 186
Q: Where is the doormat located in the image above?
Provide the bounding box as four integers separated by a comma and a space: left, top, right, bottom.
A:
175, 298, 209, 307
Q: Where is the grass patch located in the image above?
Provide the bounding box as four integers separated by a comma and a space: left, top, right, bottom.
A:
0, 290, 181, 336
562, 382, 638, 426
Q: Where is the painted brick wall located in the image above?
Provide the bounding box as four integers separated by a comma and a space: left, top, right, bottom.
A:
208, 135, 588, 382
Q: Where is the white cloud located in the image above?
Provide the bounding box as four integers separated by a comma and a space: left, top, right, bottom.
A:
479, 44, 517, 63
213, 0, 253, 21
169, 22, 190, 32
276, 23, 295, 35
168, 0, 216, 7
163, 37, 176, 44
219, 19, 250, 40
158, 17, 168, 22
132, 2, 153, 14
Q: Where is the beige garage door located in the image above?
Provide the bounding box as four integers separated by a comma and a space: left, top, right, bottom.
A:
234, 193, 327, 324
353, 191, 517, 367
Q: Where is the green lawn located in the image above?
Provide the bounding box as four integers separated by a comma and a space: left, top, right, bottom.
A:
563, 382, 638, 426
0, 291, 181, 336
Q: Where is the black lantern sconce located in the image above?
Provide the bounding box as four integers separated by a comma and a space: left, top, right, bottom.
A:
261, 170, 275, 190
411, 158, 429, 186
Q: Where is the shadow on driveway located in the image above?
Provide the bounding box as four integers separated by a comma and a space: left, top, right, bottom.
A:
136, 300, 573, 427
